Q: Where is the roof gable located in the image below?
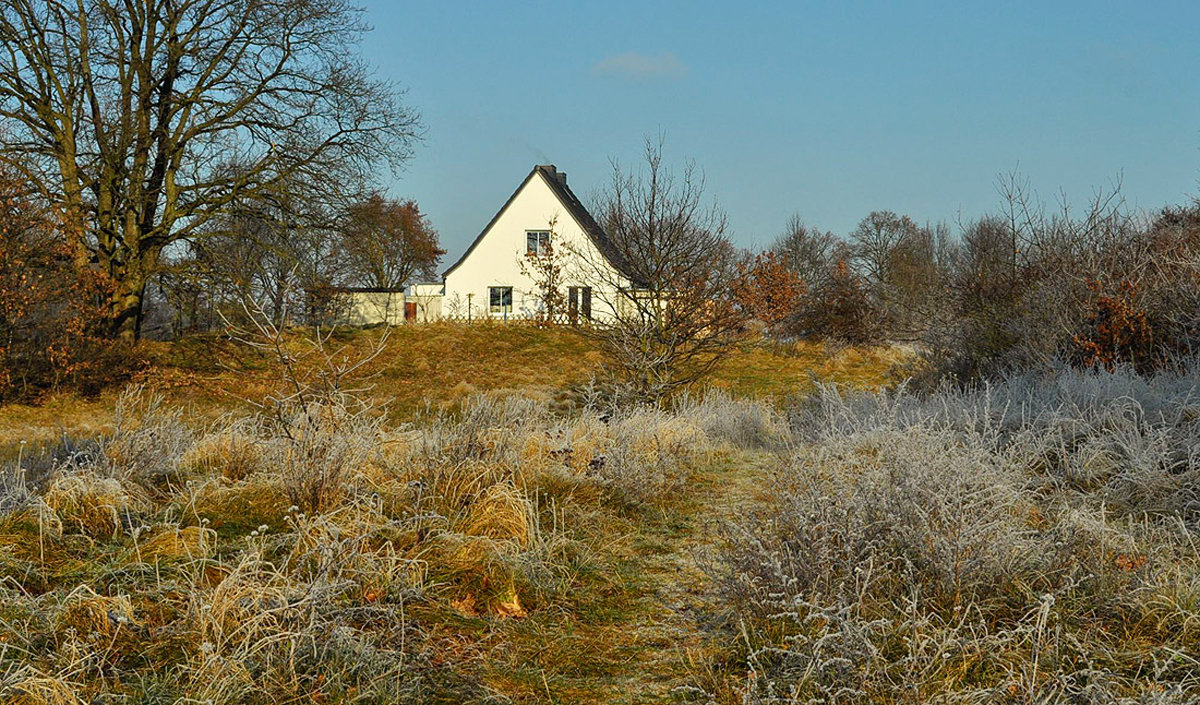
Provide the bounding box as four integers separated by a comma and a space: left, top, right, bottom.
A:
442, 164, 629, 280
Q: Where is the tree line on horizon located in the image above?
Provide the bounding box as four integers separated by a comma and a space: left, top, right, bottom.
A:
736, 176, 1200, 382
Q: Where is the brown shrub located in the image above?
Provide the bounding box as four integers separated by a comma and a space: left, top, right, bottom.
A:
0, 169, 140, 401
1073, 279, 1164, 373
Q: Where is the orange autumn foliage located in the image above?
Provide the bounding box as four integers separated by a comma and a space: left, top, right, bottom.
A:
733, 250, 805, 327
0, 169, 137, 400
1072, 280, 1161, 373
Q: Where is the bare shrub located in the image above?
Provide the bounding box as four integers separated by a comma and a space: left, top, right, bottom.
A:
98, 385, 193, 489
261, 398, 382, 514
226, 294, 390, 513
581, 137, 748, 403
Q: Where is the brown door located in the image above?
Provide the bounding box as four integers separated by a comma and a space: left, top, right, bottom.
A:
404, 302, 417, 321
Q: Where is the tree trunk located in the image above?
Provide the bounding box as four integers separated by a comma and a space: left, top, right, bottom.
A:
110, 273, 147, 342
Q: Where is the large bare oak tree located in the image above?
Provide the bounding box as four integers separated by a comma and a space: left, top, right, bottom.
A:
0, 0, 419, 340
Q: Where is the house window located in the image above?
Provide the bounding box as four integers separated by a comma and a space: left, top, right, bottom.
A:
489, 286, 513, 315
526, 230, 551, 256
568, 286, 592, 323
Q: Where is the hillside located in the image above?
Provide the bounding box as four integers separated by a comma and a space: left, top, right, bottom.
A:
1, 323, 905, 455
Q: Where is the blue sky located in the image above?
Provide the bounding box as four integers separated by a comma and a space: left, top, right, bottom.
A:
358, 1, 1200, 257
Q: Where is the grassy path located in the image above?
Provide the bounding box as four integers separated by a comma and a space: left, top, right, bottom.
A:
448, 448, 779, 703
592, 449, 776, 703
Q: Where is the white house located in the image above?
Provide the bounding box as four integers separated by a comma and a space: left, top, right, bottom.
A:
329, 164, 633, 326
441, 164, 632, 322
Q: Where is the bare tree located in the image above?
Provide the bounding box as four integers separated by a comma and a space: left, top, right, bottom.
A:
0, 0, 420, 340
518, 216, 569, 323
579, 138, 746, 403
845, 210, 950, 340
772, 214, 838, 290
199, 181, 342, 326
848, 210, 923, 288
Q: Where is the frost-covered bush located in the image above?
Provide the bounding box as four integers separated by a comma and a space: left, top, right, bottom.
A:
721, 427, 1050, 614
717, 362, 1200, 702
673, 390, 786, 450
99, 385, 193, 489
791, 362, 1200, 521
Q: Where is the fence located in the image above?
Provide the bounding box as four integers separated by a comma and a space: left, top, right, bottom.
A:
422, 312, 595, 327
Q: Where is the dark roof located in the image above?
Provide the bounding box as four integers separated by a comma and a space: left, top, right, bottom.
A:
327, 286, 406, 294
442, 164, 633, 281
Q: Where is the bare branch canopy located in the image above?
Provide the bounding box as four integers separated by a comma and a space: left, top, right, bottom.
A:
0, 0, 421, 339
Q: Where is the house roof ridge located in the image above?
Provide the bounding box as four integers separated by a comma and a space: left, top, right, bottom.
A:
441, 164, 633, 281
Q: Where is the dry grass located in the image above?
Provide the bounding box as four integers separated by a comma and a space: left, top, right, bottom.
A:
131, 525, 216, 563
0, 384, 783, 702
181, 419, 263, 481
42, 471, 149, 539
53, 585, 135, 639
2, 671, 85, 705
0, 324, 910, 703
710, 337, 909, 401
3, 325, 905, 454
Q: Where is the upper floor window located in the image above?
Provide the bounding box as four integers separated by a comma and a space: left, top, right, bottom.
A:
526, 230, 551, 256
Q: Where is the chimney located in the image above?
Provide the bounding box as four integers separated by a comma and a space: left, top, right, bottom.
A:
556, 171, 567, 186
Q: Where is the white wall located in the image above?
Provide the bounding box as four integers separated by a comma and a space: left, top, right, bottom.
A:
342, 291, 405, 326
407, 283, 444, 322
443, 171, 626, 321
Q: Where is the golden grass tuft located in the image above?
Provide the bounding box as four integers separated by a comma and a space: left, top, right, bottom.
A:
194, 552, 291, 647
188, 477, 289, 533
443, 380, 481, 408
288, 504, 426, 597
458, 483, 532, 547
54, 585, 135, 639
0, 505, 63, 546
43, 471, 149, 539
4, 672, 84, 705
131, 525, 217, 563
421, 460, 514, 518
182, 652, 256, 705
616, 413, 706, 459
182, 425, 262, 481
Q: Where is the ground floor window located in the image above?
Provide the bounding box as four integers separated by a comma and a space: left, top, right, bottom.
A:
568, 286, 592, 322
489, 286, 513, 316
